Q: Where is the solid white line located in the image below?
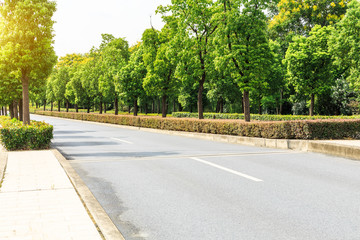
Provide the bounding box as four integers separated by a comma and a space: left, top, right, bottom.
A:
190, 157, 263, 182
111, 137, 134, 144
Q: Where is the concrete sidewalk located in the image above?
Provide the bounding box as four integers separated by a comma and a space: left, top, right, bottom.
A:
0, 150, 102, 240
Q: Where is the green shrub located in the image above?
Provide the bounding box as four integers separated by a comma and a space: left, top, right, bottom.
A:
172, 112, 360, 121
0, 117, 53, 151
34, 110, 360, 140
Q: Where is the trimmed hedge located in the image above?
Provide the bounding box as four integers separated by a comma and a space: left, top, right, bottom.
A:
172, 112, 360, 121
0, 116, 53, 151
34, 110, 360, 140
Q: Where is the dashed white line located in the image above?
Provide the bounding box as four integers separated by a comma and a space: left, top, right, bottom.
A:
190, 157, 263, 182
110, 137, 134, 144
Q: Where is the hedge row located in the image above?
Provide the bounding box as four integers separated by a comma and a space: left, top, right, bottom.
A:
34, 110, 360, 140
0, 116, 53, 151
172, 112, 360, 121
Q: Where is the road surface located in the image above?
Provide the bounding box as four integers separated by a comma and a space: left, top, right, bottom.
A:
32, 114, 360, 240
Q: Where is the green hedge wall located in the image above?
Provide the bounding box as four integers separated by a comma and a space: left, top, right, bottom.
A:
172, 112, 360, 121
0, 116, 53, 151
34, 111, 360, 140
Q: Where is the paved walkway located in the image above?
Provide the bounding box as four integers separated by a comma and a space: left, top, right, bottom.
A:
0, 150, 102, 240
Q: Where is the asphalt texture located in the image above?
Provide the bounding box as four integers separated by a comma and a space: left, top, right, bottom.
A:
32, 114, 360, 240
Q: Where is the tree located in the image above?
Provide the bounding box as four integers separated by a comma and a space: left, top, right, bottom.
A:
285, 25, 334, 116
143, 26, 179, 118
330, 0, 360, 92
101, 35, 130, 115
215, 0, 272, 121
0, 0, 57, 124
270, 0, 348, 36
117, 44, 146, 116
53, 67, 70, 112
158, 0, 219, 119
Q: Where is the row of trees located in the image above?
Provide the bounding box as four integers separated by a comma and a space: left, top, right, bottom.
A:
1, 0, 360, 123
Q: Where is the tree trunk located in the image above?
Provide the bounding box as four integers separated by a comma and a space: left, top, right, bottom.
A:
87, 106, 90, 113
152, 100, 155, 113
43, 100, 46, 111
310, 93, 315, 116
99, 100, 103, 114
75, 104, 78, 113
114, 95, 119, 115
19, 99, 23, 122
58, 100, 61, 112
13, 100, 19, 120
173, 100, 176, 113
51, 102, 53, 112
144, 103, 148, 115
219, 97, 224, 114
157, 98, 160, 114
243, 90, 251, 122
133, 99, 138, 116
128, 105, 131, 114
9, 102, 14, 119
4, 106, 7, 116
22, 74, 30, 124
258, 101, 262, 115
162, 95, 167, 118
66, 100, 69, 112
198, 78, 205, 119
279, 89, 283, 115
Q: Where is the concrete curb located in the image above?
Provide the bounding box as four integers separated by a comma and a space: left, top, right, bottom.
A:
52, 149, 125, 240
35, 114, 360, 161
308, 141, 360, 161
0, 146, 8, 187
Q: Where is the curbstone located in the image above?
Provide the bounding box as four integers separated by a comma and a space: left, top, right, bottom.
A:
308, 141, 360, 161
0, 146, 8, 188
52, 149, 125, 240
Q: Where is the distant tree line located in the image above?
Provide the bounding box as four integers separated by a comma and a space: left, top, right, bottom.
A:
2, 0, 360, 122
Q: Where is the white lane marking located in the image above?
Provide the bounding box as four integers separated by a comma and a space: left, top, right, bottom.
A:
190, 157, 263, 182
111, 137, 134, 144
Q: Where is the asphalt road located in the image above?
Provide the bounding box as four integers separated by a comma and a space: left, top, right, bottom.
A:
32, 114, 360, 240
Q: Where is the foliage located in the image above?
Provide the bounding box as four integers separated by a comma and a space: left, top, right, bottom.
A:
270, 0, 348, 35
285, 25, 334, 115
6, 0, 360, 122
0, 116, 53, 150
214, 0, 272, 121
172, 112, 360, 121
158, 0, 219, 119
0, 0, 57, 124
329, 0, 360, 92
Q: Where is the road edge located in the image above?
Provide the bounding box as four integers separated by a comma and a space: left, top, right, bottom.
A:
0, 146, 8, 188
34, 114, 360, 161
52, 149, 125, 240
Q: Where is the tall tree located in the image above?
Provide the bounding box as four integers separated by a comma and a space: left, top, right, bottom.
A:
101, 35, 130, 115
143, 26, 179, 118
270, 0, 348, 36
117, 44, 146, 116
330, 0, 360, 92
0, 0, 57, 124
285, 25, 334, 116
158, 0, 218, 119
215, 0, 272, 121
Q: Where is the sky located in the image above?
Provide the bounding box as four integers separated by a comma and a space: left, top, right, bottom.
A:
53, 0, 171, 57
